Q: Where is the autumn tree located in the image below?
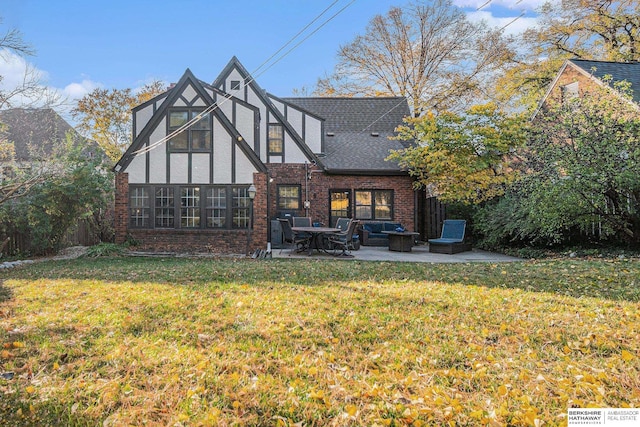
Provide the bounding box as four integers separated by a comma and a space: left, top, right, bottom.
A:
315, 0, 515, 116
0, 19, 67, 207
388, 103, 526, 204
0, 18, 62, 109
475, 80, 640, 247
72, 81, 166, 162
497, 0, 640, 110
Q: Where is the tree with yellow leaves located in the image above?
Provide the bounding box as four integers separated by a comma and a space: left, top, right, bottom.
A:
72, 81, 166, 162
387, 103, 526, 204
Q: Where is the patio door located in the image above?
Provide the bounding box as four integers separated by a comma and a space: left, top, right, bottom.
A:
329, 190, 351, 227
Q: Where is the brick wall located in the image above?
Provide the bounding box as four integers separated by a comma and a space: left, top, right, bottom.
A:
267, 164, 416, 231
545, 64, 599, 106
114, 167, 415, 254
114, 173, 129, 244
114, 172, 268, 255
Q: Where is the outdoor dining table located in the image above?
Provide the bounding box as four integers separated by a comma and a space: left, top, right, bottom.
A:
291, 226, 341, 256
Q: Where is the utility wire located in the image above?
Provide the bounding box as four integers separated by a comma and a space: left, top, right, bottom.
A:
133, 0, 353, 156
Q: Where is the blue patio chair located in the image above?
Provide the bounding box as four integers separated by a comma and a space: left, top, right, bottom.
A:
428, 220, 472, 254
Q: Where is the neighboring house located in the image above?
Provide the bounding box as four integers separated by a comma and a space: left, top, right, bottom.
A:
114, 56, 417, 254
536, 58, 640, 112
0, 108, 104, 250
0, 108, 97, 177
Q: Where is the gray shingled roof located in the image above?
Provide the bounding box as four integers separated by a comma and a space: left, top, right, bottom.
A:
282, 97, 411, 174
0, 108, 90, 161
570, 59, 640, 104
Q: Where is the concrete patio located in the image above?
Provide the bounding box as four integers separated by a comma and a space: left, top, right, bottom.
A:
272, 243, 522, 263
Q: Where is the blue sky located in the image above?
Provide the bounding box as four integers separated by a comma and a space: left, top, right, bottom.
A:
1, 0, 548, 109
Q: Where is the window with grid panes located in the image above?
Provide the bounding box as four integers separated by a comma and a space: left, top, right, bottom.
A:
232, 187, 250, 229
180, 187, 200, 228
355, 190, 393, 220
206, 187, 226, 228
268, 123, 283, 155
167, 109, 211, 151
129, 187, 150, 227
277, 185, 300, 210
155, 187, 175, 227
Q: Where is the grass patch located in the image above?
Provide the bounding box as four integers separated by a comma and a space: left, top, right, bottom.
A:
0, 257, 638, 425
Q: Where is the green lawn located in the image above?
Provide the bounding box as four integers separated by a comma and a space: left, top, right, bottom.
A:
0, 257, 638, 426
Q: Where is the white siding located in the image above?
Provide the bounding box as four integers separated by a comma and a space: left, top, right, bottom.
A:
271, 98, 285, 115
218, 98, 233, 120
148, 118, 167, 183
135, 104, 154, 137
170, 153, 189, 183
193, 97, 206, 107
213, 119, 232, 182
173, 98, 187, 107
182, 84, 198, 104
236, 104, 255, 146
287, 108, 303, 137
155, 95, 166, 110
192, 153, 210, 184
125, 153, 146, 183
284, 133, 307, 163
305, 116, 322, 153
247, 88, 267, 161
226, 69, 244, 95
235, 149, 257, 183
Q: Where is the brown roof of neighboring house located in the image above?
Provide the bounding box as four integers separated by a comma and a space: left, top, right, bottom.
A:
0, 108, 98, 161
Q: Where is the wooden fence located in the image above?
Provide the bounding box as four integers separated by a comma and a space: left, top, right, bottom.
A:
2, 219, 100, 256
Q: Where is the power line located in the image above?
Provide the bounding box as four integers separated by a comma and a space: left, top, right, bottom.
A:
133, 0, 354, 156
477, 0, 492, 10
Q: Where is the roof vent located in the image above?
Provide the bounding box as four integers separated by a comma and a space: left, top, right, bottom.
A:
326, 132, 335, 137
371, 132, 379, 137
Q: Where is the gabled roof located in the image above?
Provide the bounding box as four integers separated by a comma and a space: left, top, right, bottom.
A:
115, 68, 266, 174
282, 97, 409, 133
569, 59, 640, 104
283, 97, 411, 175
535, 59, 640, 118
213, 57, 323, 166
0, 108, 99, 161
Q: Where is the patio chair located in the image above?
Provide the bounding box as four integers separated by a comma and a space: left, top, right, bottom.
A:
428, 219, 472, 254
335, 218, 360, 250
328, 219, 359, 257
278, 218, 311, 254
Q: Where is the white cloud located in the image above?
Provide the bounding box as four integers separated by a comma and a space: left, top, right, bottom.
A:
466, 10, 539, 36
0, 49, 47, 92
0, 48, 101, 121
62, 79, 101, 100
453, 0, 554, 10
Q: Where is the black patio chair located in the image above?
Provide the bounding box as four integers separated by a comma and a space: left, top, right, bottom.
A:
278, 218, 311, 255
328, 219, 359, 257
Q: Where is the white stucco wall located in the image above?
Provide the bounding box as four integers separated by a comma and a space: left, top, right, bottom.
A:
135, 104, 154, 137
235, 149, 256, 183
236, 104, 255, 146
170, 153, 189, 183
287, 107, 303, 137
305, 116, 322, 153
191, 153, 210, 184
125, 152, 146, 183
284, 133, 307, 163
247, 88, 267, 161
213, 120, 232, 183
148, 118, 167, 183
182, 84, 198, 104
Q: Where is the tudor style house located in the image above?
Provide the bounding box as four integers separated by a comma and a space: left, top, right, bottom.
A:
114, 57, 416, 254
